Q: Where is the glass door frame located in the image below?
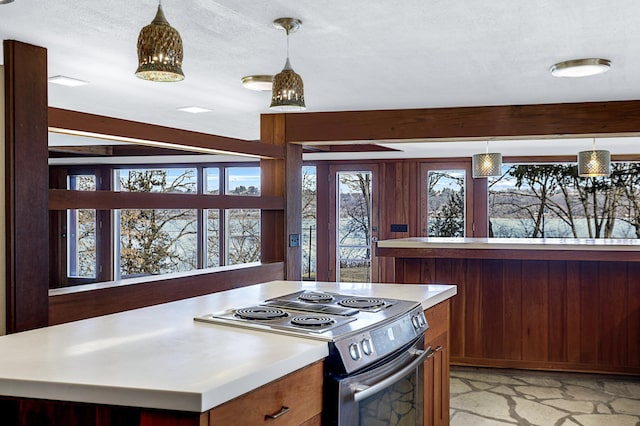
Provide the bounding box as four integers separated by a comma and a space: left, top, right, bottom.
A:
328, 164, 380, 283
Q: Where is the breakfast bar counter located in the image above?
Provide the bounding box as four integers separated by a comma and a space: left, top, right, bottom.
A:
376, 236, 640, 261
376, 237, 640, 376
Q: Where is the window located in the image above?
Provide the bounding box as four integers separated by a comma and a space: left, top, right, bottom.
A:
302, 166, 317, 281
336, 171, 372, 282
57, 164, 263, 287
427, 169, 466, 237
226, 209, 261, 264
489, 163, 640, 238
226, 167, 260, 195
67, 175, 96, 279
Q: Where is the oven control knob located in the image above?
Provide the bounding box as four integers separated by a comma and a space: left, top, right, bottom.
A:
361, 338, 373, 356
411, 315, 421, 329
418, 313, 427, 327
349, 343, 362, 360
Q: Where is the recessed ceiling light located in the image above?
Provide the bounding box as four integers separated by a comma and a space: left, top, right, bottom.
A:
177, 106, 212, 114
550, 58, 611, 78
48, 75, 89, 87
241, 75, 273, 91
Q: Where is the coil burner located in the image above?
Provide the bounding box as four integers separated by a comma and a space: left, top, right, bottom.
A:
297, 291, 335, 303
339, 297, 387, 311
234, 307, 288, 321
290, 315, 336, 328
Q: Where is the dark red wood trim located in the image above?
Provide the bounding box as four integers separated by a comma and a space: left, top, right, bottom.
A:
4, 40, 49, 332
283, 100, 640, 142
48, 262, 285, 325
376, 246, 640, 262
48, 107, 285, 159
48, 189, 285, 211
451, 357, 640, 376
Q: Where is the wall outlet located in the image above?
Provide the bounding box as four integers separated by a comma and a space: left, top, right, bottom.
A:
289, 233, 301, 247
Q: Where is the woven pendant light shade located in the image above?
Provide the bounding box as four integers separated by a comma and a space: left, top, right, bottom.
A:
136, 3, 184, 82
270, 18, 306, 111
472, 153, 502, 178
578, 150, 611, 177
270, 58, 306, 111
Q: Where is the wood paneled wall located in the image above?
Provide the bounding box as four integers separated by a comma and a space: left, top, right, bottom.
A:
49, 263, 284, 325
393, 256, 640, 375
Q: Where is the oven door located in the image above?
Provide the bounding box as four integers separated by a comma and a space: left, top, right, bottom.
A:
326, 335, 432, 426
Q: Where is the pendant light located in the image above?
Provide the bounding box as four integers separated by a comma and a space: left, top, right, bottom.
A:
578, 138, 610, 177
472, 142, 502, 178
270, 17, 306, 111
135, 0, 184, 82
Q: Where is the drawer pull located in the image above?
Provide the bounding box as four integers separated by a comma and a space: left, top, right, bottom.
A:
265, 406, 289, 420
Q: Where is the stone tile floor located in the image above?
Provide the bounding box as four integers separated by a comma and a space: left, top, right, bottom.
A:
450, 367, 640, 426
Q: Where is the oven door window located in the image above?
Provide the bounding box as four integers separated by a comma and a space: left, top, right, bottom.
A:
357, 365, 422, 425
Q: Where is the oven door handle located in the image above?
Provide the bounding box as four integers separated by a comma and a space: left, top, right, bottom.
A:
353, 346, 434, 402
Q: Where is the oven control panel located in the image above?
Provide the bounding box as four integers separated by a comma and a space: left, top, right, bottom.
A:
333, 306, 429, 373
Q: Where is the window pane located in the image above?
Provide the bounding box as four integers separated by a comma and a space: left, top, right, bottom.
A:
204, 168, 220, 195
118, 209, 197, 277
337, 171, 372, 283
427, 170, 465, 237
114, 168, 196, 193
488, 163, 640, 238
67, 175, 96, 279
67, 209, 96, 278
206, 209, 220, 268
226, 167, 260, 195
226, 209, 261, 265
302, 166, 317, 281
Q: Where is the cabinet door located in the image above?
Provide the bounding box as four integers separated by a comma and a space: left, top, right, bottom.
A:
424, 332, 448, 426
423, 301, 450, 426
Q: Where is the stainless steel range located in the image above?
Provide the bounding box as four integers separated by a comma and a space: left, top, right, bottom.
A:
195, 290, 431, 425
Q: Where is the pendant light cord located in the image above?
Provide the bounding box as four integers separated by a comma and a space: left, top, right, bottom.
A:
286, 27, 290, 60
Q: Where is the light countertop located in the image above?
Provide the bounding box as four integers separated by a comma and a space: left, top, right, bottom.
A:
0, 280, 456, 413
377, 237, 640, 251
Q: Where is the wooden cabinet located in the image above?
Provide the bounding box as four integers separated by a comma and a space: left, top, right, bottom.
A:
0, 362, 323, 426
208, 361, 323, 426
423, 301, 450, 426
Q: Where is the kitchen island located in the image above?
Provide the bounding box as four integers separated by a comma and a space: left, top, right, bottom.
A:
0, 280, 456, 425
377, 237, 640, 376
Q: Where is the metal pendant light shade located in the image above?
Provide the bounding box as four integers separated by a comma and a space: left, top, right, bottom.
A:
472, 153, 502, 178
578, 149, 611, 177
136, 2, 184, 82
270, 18, 306, 111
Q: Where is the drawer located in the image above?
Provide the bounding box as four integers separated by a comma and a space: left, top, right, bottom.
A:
209, 361, 323, 425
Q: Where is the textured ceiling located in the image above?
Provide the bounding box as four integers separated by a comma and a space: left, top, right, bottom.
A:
2, 1, 640, 153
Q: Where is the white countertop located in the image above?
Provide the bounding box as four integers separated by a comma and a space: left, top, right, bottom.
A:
377, 237, 640, 251
0, 280, 456, 413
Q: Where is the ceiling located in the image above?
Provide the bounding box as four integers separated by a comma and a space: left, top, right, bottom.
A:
2, 0, 640, 158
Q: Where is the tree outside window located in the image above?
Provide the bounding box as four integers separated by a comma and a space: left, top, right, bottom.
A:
489, 163, 640, 238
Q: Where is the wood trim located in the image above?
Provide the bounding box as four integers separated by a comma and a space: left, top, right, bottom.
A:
48, 263, 285, 325
315, 164, 330, 282
284, 100, 640, 142
48, 107, 285, 159
376, 246, 640, 262
451, 357, 640, 376
4, 40, 49, 332
260, 114, 302, 279
48, 189, 284, 211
